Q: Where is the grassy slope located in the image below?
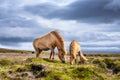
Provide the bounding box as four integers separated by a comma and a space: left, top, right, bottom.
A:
0, 57, 120, 80
0, 48, 33, 53
0, 48, 120, 80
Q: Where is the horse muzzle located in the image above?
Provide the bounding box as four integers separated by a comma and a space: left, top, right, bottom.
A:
62, 60, 65, 63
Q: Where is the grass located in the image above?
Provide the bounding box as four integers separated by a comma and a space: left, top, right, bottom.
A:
0, 48, 120, 80
0, 57, 120, 80
0, 60, 12, 66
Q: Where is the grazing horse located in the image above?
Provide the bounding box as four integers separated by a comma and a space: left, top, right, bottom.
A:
33, 30, 67, 63
69, 40, 87, 64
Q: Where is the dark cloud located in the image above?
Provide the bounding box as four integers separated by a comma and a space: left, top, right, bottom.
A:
0, 17, 39, 28
24, 3, 58, 18
0, 1, 53, 46
0, 37, 33, 42
0, 6, 53, 46
0, 26, 53, 46
0, 8, 39, 28
25, 0, 120, 23
0, 36, 33, 46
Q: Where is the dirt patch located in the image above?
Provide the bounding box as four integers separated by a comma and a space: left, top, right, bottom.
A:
0, 52, 70, 62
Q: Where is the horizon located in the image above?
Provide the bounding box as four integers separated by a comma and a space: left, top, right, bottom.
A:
0, 0, 120, 53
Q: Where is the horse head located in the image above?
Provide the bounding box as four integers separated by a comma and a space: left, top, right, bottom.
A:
69, 54, 76, 65
58, 49, 67, 63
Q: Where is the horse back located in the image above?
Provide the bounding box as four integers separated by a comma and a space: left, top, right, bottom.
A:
33, 33, 57, 50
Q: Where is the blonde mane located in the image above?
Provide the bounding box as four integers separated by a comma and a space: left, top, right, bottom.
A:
51, 30, 65, 47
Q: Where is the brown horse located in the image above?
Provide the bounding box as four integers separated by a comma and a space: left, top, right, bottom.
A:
33, 30, 67, 63
69, 40, 87, 64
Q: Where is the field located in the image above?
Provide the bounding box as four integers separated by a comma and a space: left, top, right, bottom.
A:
0, 48, 120, 80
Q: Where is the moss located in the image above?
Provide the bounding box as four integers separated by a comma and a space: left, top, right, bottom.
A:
0, 59, 12, 66
26, 58, 45, 63
45, 70, 71, 80
71, 67, 105, 80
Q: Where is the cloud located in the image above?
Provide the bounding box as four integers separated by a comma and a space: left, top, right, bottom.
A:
81, 40, 120, 47
0, 26, 53, 47
0, 42, 33, 50
82, 46, 120, 53
25, 0, 120, 23
64, 31, 120, 53
0, 0, 120, 53
0, 3, 53, 47
0, 37, 32, 43
63, 31, 120, 42
0, 0, 53, 47
105, 0, 120, 11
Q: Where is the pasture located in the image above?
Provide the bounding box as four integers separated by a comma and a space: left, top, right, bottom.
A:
0, 48, 120, 80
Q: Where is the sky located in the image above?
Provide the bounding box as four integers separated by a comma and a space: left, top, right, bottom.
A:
0, 0, 120, 53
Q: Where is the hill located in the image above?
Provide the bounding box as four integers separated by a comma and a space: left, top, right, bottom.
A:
0, 48, 33, 53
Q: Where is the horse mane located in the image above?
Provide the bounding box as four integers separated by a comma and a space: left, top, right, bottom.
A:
51, 30, 65, 47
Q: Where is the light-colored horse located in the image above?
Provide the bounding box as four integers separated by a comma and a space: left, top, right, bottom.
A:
33, 30, 67, 63
69, 40, 87, 64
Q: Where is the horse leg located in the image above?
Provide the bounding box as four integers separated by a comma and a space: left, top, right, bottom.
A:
36, 49, 42, 57
71, 58, 75, 65
49, 46, 55, 60
70, 55, 75, 65
75, 55, 78, 64
49, 51, 52, 59
52, 49, 55, 61
49, 49, 55, 61
35, 48, 39, 57
78, 51, 82, 63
